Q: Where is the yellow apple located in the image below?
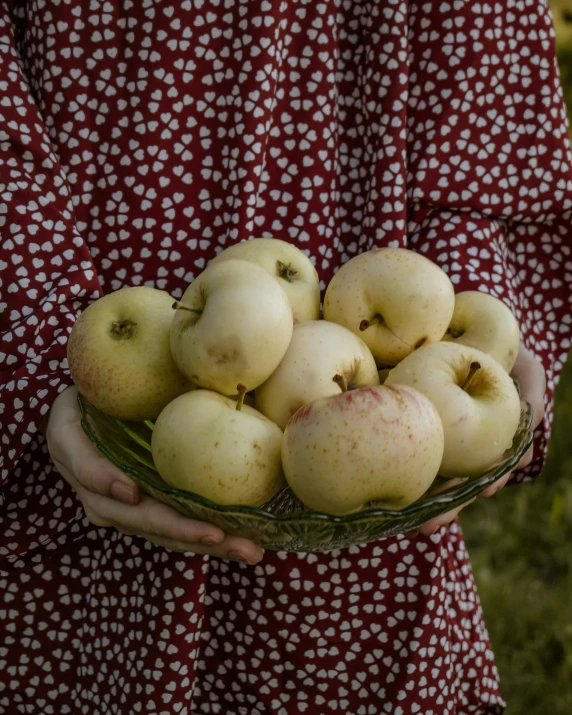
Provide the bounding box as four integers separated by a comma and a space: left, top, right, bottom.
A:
210, 237, 320, 323
170, 259, 294, 395
67, 287, 192, 421
281, 384, 444, 515
385, 342, 522, 478
443, 290, 520, 372
323, 247, 455, 365
151, 389, 284, 507
255, 320, 380, 430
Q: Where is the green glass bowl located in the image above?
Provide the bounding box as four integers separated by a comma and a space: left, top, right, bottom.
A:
78, 392, 534, 552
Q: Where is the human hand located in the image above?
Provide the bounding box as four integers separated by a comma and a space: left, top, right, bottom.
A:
44, 385, 264, 564
406, 343, 546, 537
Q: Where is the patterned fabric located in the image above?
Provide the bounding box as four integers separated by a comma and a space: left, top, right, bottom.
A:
1, 1, 571, 713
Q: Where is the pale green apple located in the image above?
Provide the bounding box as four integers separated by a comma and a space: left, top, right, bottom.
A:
443, 290, 520, 372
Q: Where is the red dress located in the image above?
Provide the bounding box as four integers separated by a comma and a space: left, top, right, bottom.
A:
1, 1, 571, 713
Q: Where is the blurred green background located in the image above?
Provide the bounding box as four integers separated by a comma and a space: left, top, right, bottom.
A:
461, 7, 572, 708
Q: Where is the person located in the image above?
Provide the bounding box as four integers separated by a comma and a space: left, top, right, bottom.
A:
0, 1, 570, 713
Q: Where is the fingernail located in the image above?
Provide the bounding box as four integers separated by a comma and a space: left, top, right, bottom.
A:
227, 550, 249, 564
431, 525, 441, 535
200, 535, 222, 545
110, 481, 136, 505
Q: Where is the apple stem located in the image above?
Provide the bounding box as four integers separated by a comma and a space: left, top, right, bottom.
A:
333, 374, 348, 393
360, 313, 384, 332
111, 320, 137, 339
172, 300, 202, 317
447, 327, 465, 339
277, 260, 298, 283
235, 384, 247, 411
460, 361, 481, 391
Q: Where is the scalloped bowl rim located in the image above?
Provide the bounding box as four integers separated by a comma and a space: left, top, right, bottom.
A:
79, 392, 534, 524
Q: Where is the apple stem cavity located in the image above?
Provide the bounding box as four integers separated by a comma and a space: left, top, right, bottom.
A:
460, 361, 481, 392
333, 374, 348, 393
277, 260, 298, 283
447, 327, 465, 339
235, 384, 247, 411
360, 313, 384, 332
110, 320, 137, 340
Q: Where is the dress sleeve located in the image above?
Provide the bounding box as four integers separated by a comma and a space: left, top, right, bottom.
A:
0, 2, 102, 486
406, 1, 572, 481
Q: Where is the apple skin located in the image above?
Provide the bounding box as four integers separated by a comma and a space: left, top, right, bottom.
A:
323, 247, 455, 365
151, 389, 285, 507
67, 287, 193, 421
210, 237, 320, 323
443, 290, 520, 372
281, 384, 444, 516
385, 342, 522, 478
255, 320, 380, 430
171, 259, 294, 395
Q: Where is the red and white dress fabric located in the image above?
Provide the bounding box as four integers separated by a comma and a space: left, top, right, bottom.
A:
1, 1, 571, 713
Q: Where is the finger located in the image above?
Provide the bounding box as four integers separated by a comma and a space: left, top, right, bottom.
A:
76, 487, 265, 557
59, 445, 263, 563
403, 528, 419, 539
129, 533, 216, 555
511, 345, 546, 431
416, 497, 476, 536
83, 491, 226, 544
124, 532, 265, 564
480, 472, 511, 498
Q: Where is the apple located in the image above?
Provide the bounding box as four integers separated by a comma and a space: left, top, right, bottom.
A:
67, 286, 192, 421
210, 237, 320, 323
323, 247, 455, 365
170, 259, 294, 395
255, 320, 380, 430
281, 384, 444, 515
151, 388, 285, 507
385, 342, 522, 478
442, 290, 520, 372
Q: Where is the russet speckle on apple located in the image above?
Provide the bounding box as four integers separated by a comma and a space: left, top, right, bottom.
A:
281, 383, 445, 516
